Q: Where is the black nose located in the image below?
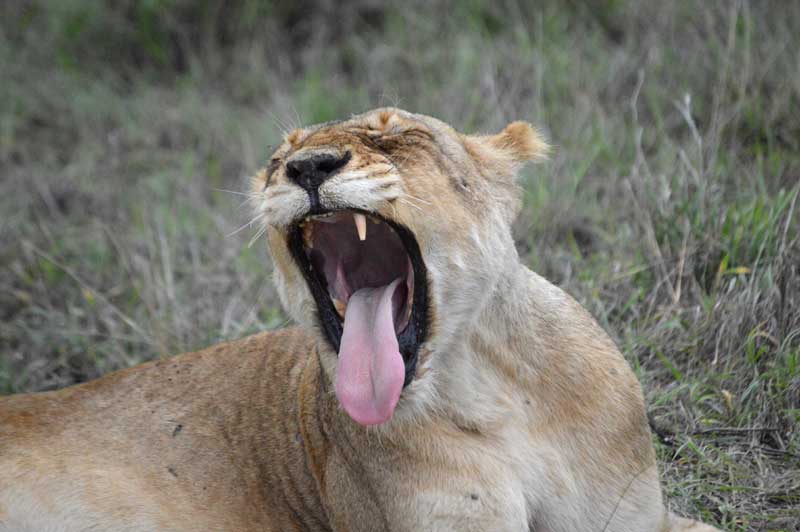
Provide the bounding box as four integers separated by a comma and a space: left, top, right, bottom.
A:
285, 151, 351, 195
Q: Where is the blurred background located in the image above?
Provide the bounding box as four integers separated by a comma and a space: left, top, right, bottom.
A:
1, 1, 798, 528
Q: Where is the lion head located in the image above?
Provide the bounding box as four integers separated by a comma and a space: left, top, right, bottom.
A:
252, 108, 547, 426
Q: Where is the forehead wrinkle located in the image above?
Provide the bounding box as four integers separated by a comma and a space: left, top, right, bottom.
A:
294, 126, 354, 152
294, 128, 387, 160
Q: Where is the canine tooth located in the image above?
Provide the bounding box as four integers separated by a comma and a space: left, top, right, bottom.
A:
354, 213, 367, 241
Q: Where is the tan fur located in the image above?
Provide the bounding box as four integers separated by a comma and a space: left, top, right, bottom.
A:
0, 108, 720, 531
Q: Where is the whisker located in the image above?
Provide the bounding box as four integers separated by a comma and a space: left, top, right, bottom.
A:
266, 109, 293, 137
398, 197, 423, 212
247, 224, 269, 248
403, 192, 431, 205
236, 196, 255, 210
210, 187, 259, 198
227, 213, 265, 238
289, 104, 302, 130
208, 187, 263, 211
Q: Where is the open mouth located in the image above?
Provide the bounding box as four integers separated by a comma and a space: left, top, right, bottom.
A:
287, 210, 428, 425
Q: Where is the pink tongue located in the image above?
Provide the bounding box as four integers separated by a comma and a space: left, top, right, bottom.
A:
335, 278, 405, 426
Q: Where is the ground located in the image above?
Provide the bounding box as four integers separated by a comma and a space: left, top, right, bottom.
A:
0, 1, 798, 530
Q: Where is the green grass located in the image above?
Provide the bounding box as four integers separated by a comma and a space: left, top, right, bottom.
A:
1, 1, 798, 529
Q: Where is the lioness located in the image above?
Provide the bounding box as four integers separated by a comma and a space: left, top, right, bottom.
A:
0, 108, 719, 531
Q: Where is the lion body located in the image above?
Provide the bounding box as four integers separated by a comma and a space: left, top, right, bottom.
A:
0, 291, 665, 532
0, 330, 320, 532
0, 108, 719, 531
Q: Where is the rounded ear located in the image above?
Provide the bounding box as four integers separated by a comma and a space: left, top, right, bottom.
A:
487, 121, 549, 163
464, 121, 549, 179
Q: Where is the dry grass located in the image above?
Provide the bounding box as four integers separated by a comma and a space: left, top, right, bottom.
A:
1, 1, 798, 529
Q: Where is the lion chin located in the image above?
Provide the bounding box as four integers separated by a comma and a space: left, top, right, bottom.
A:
0, 108, 720, 532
